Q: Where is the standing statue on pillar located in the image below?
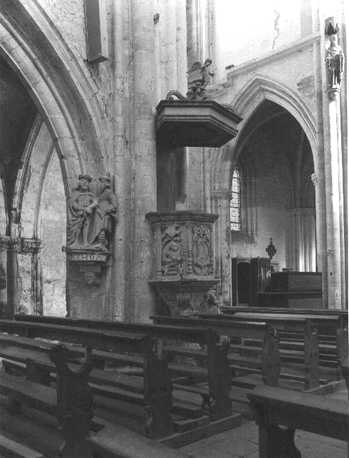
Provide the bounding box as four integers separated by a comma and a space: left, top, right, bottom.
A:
325, 21, 344, 90
67, 175, 98, 248
91, 176, 118, 251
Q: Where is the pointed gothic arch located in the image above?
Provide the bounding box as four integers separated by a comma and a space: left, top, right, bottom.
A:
210, 75, 321, 305
211, 75, 318, 194
0, 0, 108, 197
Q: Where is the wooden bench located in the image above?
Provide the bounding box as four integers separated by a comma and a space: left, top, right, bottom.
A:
221, 306, 347, 319
218, 308, 346, 347
200, 312, 344, 383
152, 314, 335, 391
0, 317, 242, 450
248, 385, 349, 457
13, 315, 239, 421
0, 319, 177, 457
151, 314, 285, 406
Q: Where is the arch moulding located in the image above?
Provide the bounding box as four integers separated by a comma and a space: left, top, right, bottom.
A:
210, 75, 323, 306
211, 75, 319, 194
0, 0, 107, 197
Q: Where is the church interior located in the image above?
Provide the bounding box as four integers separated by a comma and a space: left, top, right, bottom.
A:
0, 0, 347, 457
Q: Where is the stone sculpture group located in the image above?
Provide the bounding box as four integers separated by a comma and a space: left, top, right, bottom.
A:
67, 175, 117, 251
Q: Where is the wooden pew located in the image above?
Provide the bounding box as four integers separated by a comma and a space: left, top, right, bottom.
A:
152, 315, 327, 390
200, 312, 343, 387
218, 308, 346, 348
248, 385, 349, 458
220, 306, 347, 319
0, 317, 240, 449
152, 315, 281, 391
13, 315, 237, 422
0, 319, 176, 457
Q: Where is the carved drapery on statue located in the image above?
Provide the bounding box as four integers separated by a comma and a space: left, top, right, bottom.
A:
67, 175, 117, 252
64, 175, 118, 318
325, 19, 344, 95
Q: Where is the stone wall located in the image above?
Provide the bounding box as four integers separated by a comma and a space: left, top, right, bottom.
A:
214, 0, 310, 81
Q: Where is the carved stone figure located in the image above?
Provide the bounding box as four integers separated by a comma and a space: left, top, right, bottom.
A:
91, 176, 118, 250
67, 174, 98, 248
165, 58, 214, 101
67, 175, 117, 251
325, 23, 344, 89
161, 224, 183, 276
187, 58, 214, 100
192, 224, 213, 275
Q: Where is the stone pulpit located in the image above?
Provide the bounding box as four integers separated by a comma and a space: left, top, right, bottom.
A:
151, 59, 242, 316
146, 212, 219, 316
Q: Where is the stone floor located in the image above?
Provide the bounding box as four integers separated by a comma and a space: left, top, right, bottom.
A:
181, 421, 347, 458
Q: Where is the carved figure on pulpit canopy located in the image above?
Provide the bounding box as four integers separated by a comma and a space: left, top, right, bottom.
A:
325, 22, 344, 89
91, 176, 118, 250
187, 58, 214, 100
67, 175, 98, 248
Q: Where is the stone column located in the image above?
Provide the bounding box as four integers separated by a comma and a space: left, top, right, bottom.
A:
129, 0, 157, 322
325, 91, 344, 309
110, 0, 132, 321
320, 18, 345, 309
6, 238, 17, 319
212, 190, 231, 305
176, 0, 188, 93
31, 249, 42, 315
159, 0, 178, 96
186, 0, 202, 69
311, 173, 324, 272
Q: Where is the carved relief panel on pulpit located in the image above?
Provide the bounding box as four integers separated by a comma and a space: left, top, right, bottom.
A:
161, 223, 184, 277
147, 212, 219, 316
192, 224, 214, 276
147, 213, 217, 281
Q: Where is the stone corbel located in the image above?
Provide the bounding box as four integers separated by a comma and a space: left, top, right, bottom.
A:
19, 237, 41, 254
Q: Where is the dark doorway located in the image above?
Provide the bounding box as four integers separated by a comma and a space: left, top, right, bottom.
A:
237, 262, 250, 304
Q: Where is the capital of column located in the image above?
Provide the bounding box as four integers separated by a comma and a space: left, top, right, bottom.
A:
327, 87, 340, 101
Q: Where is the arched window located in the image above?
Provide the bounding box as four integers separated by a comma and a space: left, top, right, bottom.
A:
230, 168, 241, 231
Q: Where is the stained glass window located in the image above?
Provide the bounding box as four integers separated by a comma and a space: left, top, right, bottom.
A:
230, 168, 241, 231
